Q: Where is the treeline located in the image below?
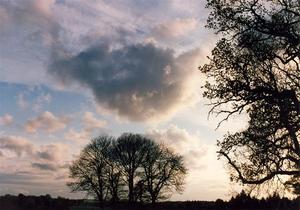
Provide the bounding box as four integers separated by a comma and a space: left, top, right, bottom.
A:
67, 134, 187, 205
217, 190, 299, 210
0, 192, 298, 210
0, 194, 78, 210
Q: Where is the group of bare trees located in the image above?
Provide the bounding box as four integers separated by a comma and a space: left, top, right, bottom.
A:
67, 133, 187, 205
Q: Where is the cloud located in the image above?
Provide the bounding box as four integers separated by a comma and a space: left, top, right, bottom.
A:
0, 172, 43, 186
83, 111, 107, 131
147, 125, 200, 151
64, 129, 90, 143
33, 93, 52, 112
0, 170, 74, 198
0, 114, 13, 126
0, 170, 70, 195
49, 43, 201, 122
35, 144, 67, 162
16, 91, 52, 112
0, 136, 35, 157
0, 135, 68, 161
146, 125, 232, 201
0, 136, 70, 196
0, 0, 61, 86
31, 162, 58, 171
151, 18, 198, 40
65, 112, 107, 143
31, 162, 69, 171
0, 0, 56, 27
16, 93, 29, 110
0, 135, 69, 174
146, 125, 207, 170
24, 111, 70, 133
0, 5, 8, 26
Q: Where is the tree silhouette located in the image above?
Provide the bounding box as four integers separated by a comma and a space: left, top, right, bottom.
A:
106, 158, 124, 203
67, 135, 116, 204
111, 133, 155, 203
67, 133, 187, 205
200, 0, 299, 194
142, 145, 187, 204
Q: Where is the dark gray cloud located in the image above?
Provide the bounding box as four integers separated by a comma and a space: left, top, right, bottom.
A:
31, 163, 58, 171
0, 172, 41, 185
36, 151, 55, 161
31, 162, 69, 171
49, 43, 201, 121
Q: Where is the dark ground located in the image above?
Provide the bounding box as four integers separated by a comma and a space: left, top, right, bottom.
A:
0, 193, 299, 210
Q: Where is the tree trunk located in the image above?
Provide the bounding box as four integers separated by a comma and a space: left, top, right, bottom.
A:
128, 173, 134, 203
151, 194, 157, 205
96, 192, 103, 208
97, 172, 104, 204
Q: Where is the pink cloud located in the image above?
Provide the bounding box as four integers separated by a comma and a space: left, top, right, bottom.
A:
24, 111, 70, 133
0, 114, 13, 126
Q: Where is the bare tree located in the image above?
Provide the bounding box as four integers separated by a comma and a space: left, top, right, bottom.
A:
106, 159, 124, 203
142, 145, 187, 204
111, 133, 154, 203
201, 0, 300, 194
67, 135, 114, 203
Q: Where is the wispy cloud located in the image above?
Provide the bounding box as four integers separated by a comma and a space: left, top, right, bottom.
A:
16, 93, 29, 110
0, 114, 13, 126
0, 0, 60, 86
65, 111, 107, 143
31, 162, 68, 171
33, 93, 52, 112
151, 18, 198, 40
147, 125, 208, 170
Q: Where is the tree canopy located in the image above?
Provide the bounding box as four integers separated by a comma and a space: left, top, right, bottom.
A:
67, 136, 116, 202
200, 0, 300, 194
112, 133, 155, 203
142, 145, 186, 204
67, 134, 187, 204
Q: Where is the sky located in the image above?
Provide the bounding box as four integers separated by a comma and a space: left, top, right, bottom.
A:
0, 0, 249, 201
